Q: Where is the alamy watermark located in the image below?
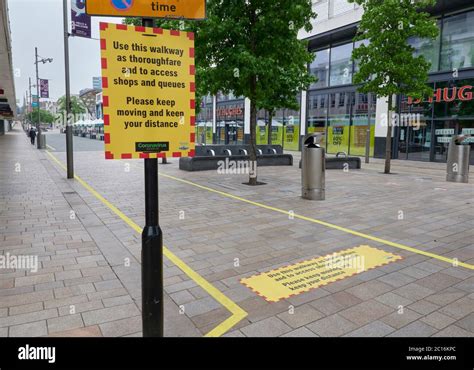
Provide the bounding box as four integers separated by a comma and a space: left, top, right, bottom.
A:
0, 253, 38, 273
380, 113, 421, 130
217, 158, 257, 178
324, 253, 365, 273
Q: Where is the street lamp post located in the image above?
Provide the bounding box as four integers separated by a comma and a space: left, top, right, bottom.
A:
63, 0, 74, 179
34, 47, 53, 149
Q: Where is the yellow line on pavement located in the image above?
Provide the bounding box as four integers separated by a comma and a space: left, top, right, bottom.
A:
160, 173, 474, 271
46, 144, 56, 151
45, 151, 247, 337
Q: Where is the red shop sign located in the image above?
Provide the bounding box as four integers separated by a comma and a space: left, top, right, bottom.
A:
408, 85, 473, 105
217, 106, 243, 118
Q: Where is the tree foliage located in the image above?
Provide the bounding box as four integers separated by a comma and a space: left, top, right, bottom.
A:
199, 0, 315, 184
26, 109, 55, 124
124, 2, 316, 184
349, 0, 439, 173
350, 0, 438, 103
57, 95, 87, 116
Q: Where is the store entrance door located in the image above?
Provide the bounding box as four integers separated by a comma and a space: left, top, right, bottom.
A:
406, 121, 432, 162
226, 122, 238, 145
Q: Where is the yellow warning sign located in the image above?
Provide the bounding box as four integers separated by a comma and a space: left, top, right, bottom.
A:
99, 22, 195, 160
241, 245, 402, 302
87, 0, 206, 20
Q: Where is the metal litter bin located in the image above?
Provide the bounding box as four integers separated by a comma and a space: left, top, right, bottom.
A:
446, 135, 470, 183
38, 133, 46, 149
301, 133, 325, 200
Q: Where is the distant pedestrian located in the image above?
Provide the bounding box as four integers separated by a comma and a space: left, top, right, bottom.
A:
29, 127, 37, 145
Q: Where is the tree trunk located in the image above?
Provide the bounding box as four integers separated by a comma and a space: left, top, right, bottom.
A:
248, 99, 258, 185
384, 94, 393, 174
267, 110, 273, 145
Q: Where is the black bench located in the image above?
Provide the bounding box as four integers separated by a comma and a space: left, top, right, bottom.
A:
179, 144, 293, 171
299, 152, 361, 170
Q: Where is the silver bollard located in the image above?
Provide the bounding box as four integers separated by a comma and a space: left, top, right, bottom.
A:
301, 133, 325, 200
446, 135, 470, 183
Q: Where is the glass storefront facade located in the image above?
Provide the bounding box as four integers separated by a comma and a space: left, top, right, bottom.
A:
216, 98, 245, 145
308, 90, 376, 156
194, 9, 474, 164
396, 10, 474, 164
397, 79, 474, 164
254, 98, 301, 150
196, 95, 213, 145
307, 37, 376, 156
408, 10, 474, 73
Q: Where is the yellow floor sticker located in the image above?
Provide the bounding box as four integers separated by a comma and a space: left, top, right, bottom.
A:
241, 245, 402, 302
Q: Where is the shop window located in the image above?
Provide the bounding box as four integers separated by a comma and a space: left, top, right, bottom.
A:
409, 22, 441, 73
283, 96, 301, 151
349, 93, 375, 157
307, 92, 328, 148
327, 92, 351, 154
440, 11, 474, 71
257, 109, 267, 144
309, 48, 330, 89
330, 42, 353, 86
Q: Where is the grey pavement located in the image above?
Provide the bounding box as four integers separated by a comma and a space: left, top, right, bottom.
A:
1, 128, 473, 337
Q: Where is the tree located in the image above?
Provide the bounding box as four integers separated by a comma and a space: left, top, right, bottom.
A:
200, 0, 315, 185
261, 84, 304, 146
26, 109, 55, 125
349, 0, 438, 173
57, 95, 87, 116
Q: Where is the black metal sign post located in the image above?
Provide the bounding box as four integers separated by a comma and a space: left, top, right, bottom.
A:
141, 17, 164, 337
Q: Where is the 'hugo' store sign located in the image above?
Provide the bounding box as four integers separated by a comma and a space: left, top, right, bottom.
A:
408, 85, 473, 105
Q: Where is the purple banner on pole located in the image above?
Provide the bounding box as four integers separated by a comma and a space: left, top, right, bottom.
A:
71, 0, 91, 38
40, 79, 49, 98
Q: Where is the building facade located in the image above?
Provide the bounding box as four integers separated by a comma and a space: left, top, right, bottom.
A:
0, 0, 16, 134
195, 0, 474, 164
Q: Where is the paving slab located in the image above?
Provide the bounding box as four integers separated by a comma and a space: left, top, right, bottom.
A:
1, 130, 473, 337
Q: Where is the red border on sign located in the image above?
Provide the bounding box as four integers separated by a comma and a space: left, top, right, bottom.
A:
100, 22, 196, 161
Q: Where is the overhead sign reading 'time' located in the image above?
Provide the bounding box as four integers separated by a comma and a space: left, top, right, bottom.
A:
86, 0, 206, 20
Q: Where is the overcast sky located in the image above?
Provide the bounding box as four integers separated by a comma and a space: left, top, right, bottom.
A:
8, 0, 123, 102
